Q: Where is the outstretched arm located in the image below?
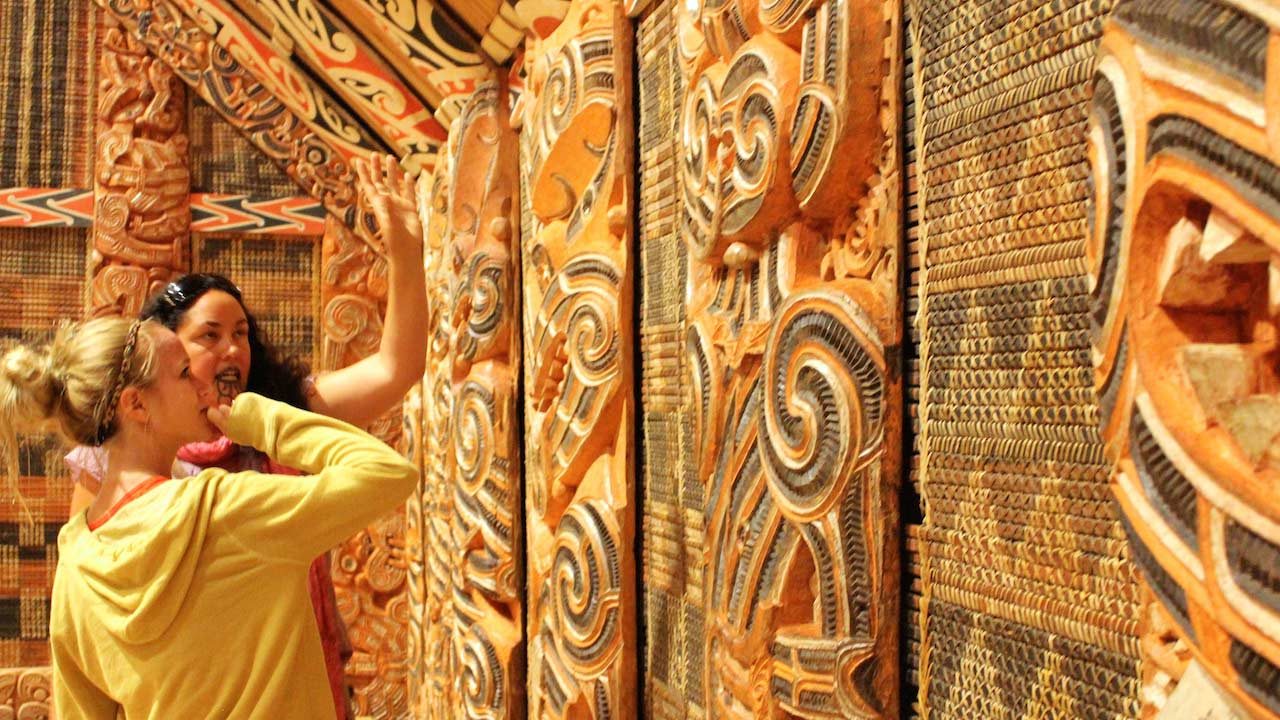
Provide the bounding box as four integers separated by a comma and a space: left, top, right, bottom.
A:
309, 153, 427, 427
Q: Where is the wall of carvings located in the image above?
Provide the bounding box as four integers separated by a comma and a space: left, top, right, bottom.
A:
8, 1, 1280, 719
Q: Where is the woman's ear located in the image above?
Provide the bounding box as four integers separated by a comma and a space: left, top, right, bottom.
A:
117, 386, 149, 428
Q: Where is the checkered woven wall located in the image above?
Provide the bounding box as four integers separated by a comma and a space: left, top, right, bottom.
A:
0, 227, 85, 666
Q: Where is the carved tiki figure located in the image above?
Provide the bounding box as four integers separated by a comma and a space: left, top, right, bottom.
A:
90, 20, 190, 317
413, 79, 524, 720
446, 82, 525, 720
678, 0, 902, 716
519, 0, 637, 716
1089, 1, 1280, 717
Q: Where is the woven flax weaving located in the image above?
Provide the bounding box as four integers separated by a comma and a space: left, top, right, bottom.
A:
0, 0, 94, 189
188, 97, 301, 199
911, 0, 1144, 717
0, 227, 85, 666
638, 0, 704, 716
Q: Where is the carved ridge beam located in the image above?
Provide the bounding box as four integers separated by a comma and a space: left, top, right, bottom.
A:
327, 0, 492, 125
221, 0, 447, 172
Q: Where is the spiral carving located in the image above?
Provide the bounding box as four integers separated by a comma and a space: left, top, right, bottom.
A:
458, 252, 508, 363
531, 255, 622, 414
458, 625, 506, 720
536, 48, 579, 162
454, 381, 495, 497
550, 500, 623, 677
760, 291, 885, 521
322, 293, 382, 363
680, 72, 722, 258
679, 39, 795, 262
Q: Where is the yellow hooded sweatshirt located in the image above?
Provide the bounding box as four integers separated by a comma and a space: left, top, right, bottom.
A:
49, 392, 418, 719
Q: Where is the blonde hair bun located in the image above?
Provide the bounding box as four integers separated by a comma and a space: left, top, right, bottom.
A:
0, 342, 61, 434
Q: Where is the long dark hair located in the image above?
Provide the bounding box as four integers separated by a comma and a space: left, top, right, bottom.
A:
140, 274, 312, 410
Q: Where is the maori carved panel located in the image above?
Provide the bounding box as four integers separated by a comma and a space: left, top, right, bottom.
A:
0, 667, 52, 719
518, 0, 637, 716
677, 0, 902, 716
319, 215, 409, 719
89, 18, 190, 318
416, 143, 457, 719
1089, 1, 1280, 717
414, 79, 525, 719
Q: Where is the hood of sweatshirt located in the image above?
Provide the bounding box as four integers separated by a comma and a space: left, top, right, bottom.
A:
57, 474, 218, 645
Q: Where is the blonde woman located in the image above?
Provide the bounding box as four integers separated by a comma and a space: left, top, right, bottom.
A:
63, 153, 424, 718
0, 316, 416, 718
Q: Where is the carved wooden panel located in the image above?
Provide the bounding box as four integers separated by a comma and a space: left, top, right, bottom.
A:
0, 667, 52, 720
413, 78, 525, 719
89, 18, 190, 318
317, 215, 409, 719
677, 0, 902, 716
518, 0, 637, 715
1089, 2, 1280, 717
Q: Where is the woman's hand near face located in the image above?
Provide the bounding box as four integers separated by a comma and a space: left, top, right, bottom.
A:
355, 153, 422, 261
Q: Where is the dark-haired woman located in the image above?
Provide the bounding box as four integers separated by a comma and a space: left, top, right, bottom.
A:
63, 153, 425, 718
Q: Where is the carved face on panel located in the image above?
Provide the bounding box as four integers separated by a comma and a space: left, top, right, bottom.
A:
1089, 3, 1280, 717
523, 25, 628, 495
448, 85, 517, 368
678, 0, 885, 266
678, 0, 899, 717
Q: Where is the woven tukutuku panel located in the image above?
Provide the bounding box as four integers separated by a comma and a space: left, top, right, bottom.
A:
0, 1, 94, 189
188, 96, 301, 199
911, 1, 1144, 717
0, 0, 93, 189
0, 228, 85, 664
637, 0, 705, 717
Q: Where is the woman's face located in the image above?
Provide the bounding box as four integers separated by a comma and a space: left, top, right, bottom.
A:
175, 290, 252, 405
138, 326, 221, 446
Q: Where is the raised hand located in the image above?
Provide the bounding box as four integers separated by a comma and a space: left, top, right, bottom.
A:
354, 153, 422, 259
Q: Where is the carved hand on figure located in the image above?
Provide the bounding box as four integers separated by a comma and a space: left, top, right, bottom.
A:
355, 153, 423, 259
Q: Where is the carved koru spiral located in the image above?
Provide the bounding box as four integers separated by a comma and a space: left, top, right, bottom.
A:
456, 251, 510, 363
457, 624, 506, 720
1089, 2, 1280, 717
529, 255, 622, 488
680, 38, 797, 261
453, 380, 516, 599
761, 290, 885, 522
548, 499, 624, 678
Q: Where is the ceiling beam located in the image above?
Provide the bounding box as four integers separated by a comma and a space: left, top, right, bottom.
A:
221, 0, 449, 173
327, 0, 493, 126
